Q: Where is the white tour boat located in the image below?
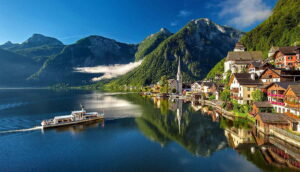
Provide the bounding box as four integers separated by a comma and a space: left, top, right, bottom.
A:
41, 105, 104, 129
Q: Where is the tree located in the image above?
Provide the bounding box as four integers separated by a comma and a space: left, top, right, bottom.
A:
221, 89, 231, 102
159, 75, 169, 93
251, 90, 266, 102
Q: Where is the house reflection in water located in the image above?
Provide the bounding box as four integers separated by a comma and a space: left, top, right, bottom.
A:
222, 117, 300, 170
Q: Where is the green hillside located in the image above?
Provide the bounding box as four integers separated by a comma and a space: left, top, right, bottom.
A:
240, 0, 300, 54
0, 49, 39, 87
30, 35, 137, 86
105, 18, 243, 89
135, 28, 172, 61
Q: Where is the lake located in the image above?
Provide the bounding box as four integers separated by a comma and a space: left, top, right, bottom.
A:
0, 89, 298, 172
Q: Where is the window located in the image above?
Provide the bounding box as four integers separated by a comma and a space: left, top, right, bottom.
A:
269, 75, 272, 78
288, 56, 292, 60
288, 63, 293, 66
248, 94, 250, 98
247, 87, 250, 91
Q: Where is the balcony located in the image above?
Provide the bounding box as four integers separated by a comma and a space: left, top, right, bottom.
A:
285, 101, 300, 108
269, 101, 285, 106
267, 92, 285, 98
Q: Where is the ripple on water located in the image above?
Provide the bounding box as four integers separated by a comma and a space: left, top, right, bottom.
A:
0, 102, 28, 111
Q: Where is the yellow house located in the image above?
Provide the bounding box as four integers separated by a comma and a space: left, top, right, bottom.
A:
229, 73, 263, 104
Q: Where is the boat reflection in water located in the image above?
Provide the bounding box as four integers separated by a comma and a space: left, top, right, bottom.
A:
48, 119, 105, 134
132, 94, 300, 171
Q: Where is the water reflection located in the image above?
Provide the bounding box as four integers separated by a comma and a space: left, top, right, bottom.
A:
116, 94, 228, 157
48, 119, 105, 134
117, 94, 300, 171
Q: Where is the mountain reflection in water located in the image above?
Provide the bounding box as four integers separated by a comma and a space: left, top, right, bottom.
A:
117, 94, 300, 171
1, 90, 300, 171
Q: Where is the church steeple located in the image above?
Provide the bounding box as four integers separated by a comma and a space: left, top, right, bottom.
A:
176, 57, 182, 95
177, 57, 181, 80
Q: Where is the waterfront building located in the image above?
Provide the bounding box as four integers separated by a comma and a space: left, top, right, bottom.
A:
255, 113, 297, 133
271, 46, 300, 69
168, 79, 177, 92
191, 82, 202, 93
251, 102, 273, 116
284, 84, 300, 116
265, 82, 298, 113
229, 73, 262, 104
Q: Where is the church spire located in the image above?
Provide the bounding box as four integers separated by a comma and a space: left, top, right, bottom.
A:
177, 57, 181, 79
176, 56, 182, 95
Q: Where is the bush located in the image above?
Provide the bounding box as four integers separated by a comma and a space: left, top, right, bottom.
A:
209, 95, 216, 100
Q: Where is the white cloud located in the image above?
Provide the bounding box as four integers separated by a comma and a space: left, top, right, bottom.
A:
74, 60, 143, 81
219, 0, 272, 28
178, 10, 192, 17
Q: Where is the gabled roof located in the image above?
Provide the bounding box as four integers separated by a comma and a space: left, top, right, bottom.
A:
253, 102, 273, 108
257, 113, 289, 124
287, 84, 300, 97
276, 46, 300, 55
260, 68, 300, 78
202, 82, 214, 87
226, 51, 263, 61
234, 42, 245, 49
264, 82, 299, 90
232, 73, 262, 85
192, 81, 202, 85
250, 61, 263, 68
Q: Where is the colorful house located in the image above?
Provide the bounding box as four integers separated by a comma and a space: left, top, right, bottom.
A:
272, 46, 300, 69
265, 82, 298, 113
285, 85, 300, 116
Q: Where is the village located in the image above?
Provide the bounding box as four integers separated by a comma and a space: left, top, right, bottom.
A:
140, 42, 300, 145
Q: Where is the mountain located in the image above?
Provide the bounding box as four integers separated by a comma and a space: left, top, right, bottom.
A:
0, 34, 65, 64
105, 18, 243, 88
206, 0, 300, 81
30, 35, 137, 86
135, 28, 172, 61
0, 49, 39, 87
240, 0, 300, 55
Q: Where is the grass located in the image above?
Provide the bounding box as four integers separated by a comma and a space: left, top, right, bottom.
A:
233, 110, 255, 123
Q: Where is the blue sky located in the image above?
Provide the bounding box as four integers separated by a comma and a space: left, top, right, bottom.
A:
0, 0, 277, 45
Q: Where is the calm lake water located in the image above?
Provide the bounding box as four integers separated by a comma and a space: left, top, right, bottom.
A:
0, 89, 298, 172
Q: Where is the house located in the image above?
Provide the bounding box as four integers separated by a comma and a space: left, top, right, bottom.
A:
259, 68, 300, 85
284, 84, 300, 116
247, 62, 273, 76
268, 46, 279, 58
224, 50, 263, 74
252, 102, 273, 116
168, 79, 177, 92
271, 46, 300, 69
229, 73, 262, 104
255, 113, 299, 133
191, 81, 202, 93
233, 42, 246, 52
265, 82, 298, 113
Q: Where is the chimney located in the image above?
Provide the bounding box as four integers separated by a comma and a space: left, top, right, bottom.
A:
251, 73, 256, 80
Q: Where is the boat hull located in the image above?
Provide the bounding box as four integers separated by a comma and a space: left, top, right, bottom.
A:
42, 116, 104, 129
